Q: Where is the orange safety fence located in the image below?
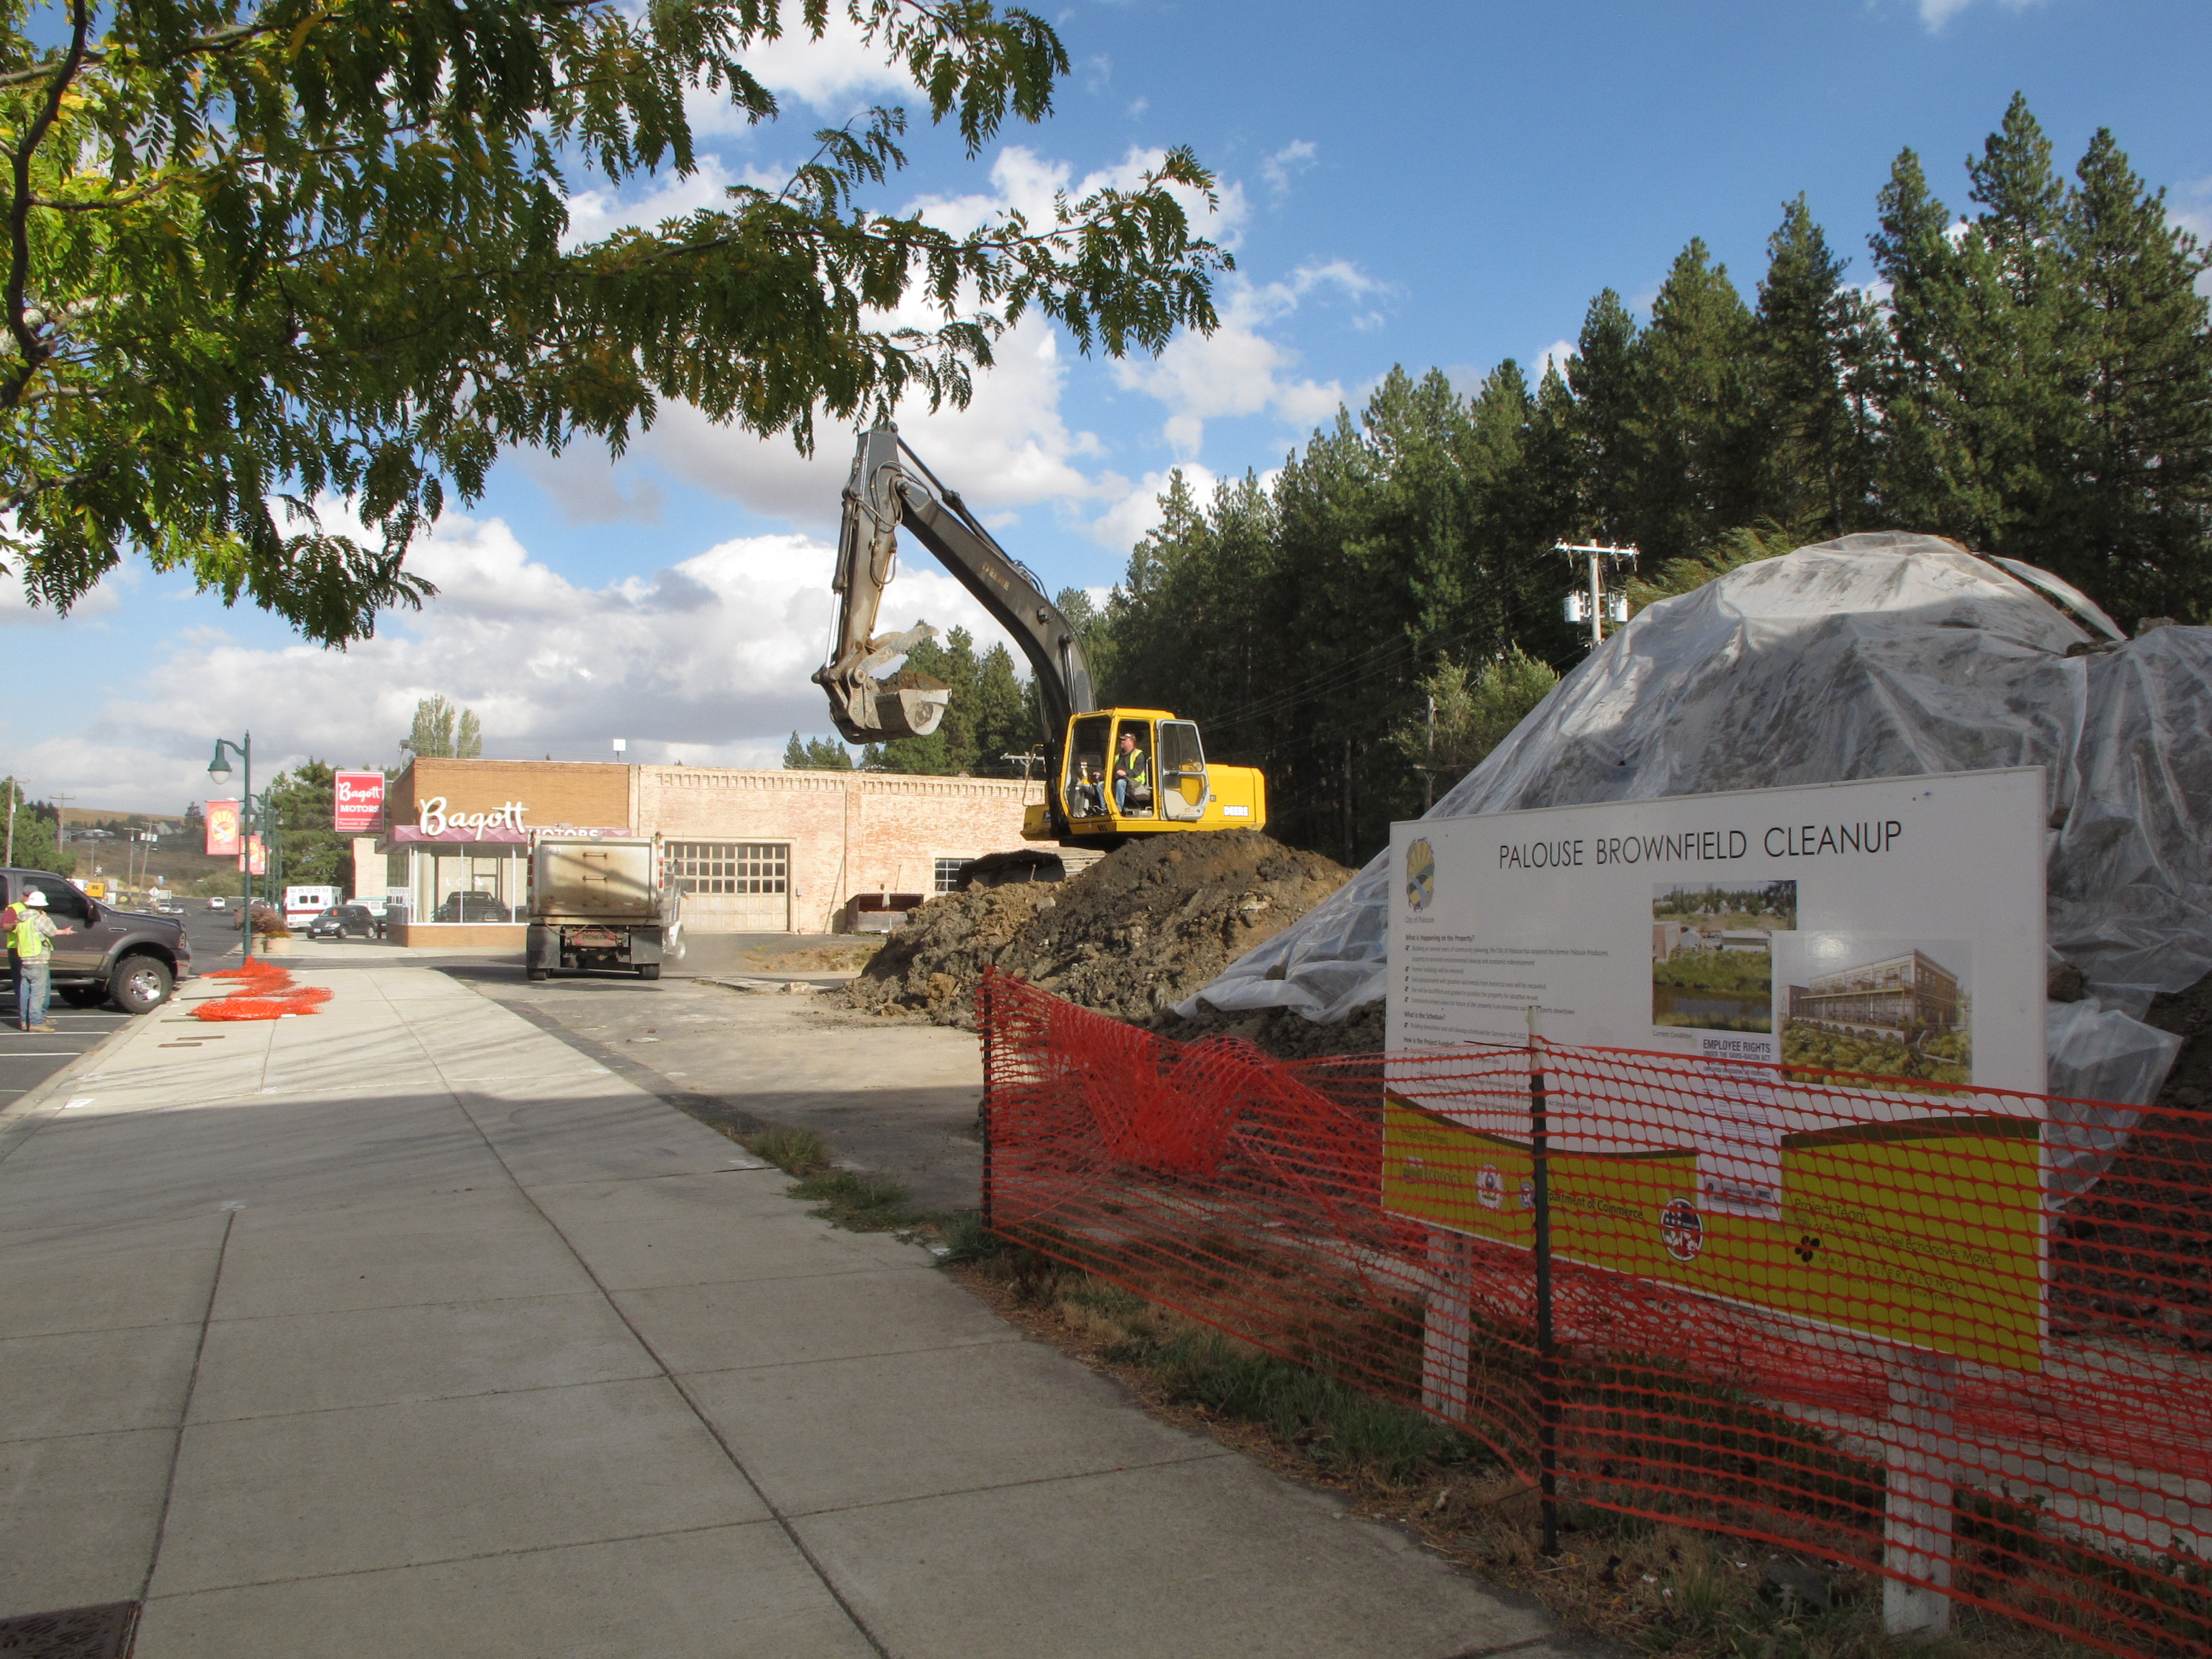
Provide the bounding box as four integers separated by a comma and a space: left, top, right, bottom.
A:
977, 969, 2211, 1657
193, 957, 332, 1021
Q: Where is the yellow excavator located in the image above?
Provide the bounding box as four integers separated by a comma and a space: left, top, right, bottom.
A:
816, 424, 1267, 863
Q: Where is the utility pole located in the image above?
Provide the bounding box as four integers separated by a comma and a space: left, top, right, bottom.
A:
4, 777, 15, 866
1423, 694, 1436, 813
1554, 543, 1640, 648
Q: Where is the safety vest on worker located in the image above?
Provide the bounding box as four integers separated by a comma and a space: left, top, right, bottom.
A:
8, 909, 53, 959
1122, 748, 1150, 788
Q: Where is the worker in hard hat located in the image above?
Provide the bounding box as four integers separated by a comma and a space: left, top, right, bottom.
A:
1113, 730, 1152, 816
6, 889, 74, 1032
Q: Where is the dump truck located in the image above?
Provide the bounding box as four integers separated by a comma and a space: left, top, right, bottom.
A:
814, 424, 1267, 874
525, 836, 682, 981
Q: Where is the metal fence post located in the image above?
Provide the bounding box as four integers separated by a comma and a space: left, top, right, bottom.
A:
977, 968, 996, 1233
1530, 1005, 1558, 1558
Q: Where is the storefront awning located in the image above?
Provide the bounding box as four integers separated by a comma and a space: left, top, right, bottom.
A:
382, 825, 529, 847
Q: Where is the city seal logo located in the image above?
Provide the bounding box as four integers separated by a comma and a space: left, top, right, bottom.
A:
1406, 838, 1436, 911
1658, 1197, 1705, 1263
1476, 1165, 1504, 1211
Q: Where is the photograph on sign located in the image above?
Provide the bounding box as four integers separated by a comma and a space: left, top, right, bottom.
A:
1382, 767, 2049, 1370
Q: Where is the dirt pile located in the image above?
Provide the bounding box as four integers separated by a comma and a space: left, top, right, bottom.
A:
831, 831, 1349, 1030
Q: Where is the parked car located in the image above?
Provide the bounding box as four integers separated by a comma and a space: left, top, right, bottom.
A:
306, 904, 382, 940
431, 892, 513, 923
1, 870, 192, 1013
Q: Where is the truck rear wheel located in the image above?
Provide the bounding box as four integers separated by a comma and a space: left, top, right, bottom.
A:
636, 963, 660, 981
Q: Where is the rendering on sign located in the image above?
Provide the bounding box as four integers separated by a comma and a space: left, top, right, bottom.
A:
334, 771, 386, 833
204, 799, 241, 857
1382, 768, 2050, 1370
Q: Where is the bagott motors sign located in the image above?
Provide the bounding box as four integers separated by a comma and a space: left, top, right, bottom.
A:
419, 797, 528, 838
334, 771, 386, 833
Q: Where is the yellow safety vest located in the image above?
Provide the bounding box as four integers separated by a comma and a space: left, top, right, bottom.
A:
9, 911, 52, 959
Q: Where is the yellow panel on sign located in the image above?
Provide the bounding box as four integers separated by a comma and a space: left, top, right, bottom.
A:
1382, 1096, 2044, 1373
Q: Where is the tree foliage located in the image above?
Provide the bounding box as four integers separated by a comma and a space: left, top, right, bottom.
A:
1086, 98, 2208, 864
0, 0, 1229, 642
1386, 649, 1560, 800
263, 758, 353, 886
783, 731, 854, 769
0, 779, 67, 874
401, 695, 481, 758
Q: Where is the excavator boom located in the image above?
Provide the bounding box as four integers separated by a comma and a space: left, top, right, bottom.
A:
813, 424, 1095, 749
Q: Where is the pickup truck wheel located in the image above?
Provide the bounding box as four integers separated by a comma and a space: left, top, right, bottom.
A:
110, 954, 173, 1015
635, 963, 661, 981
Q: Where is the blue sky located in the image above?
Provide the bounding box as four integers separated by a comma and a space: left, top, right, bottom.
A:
10, 0, 2210, 812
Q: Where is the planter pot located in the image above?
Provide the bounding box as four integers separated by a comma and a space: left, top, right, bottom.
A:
258, 933, 295, 954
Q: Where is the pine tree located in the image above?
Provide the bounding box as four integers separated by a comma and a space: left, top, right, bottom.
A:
2049, 129, 2212, 622
1632, 239, 1760, 563
782, 732, 809, 769
1566, 290, 1644, 545
1754, 196, 1880, 535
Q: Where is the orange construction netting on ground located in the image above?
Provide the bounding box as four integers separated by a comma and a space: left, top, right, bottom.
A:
193, 957, 333, 1021
977, 969, 2210, 1657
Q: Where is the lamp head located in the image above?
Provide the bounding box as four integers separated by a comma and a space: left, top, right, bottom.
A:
206, 739, 232, 785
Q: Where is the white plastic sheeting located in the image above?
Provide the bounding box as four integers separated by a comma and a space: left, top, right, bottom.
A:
1179, 533, 2205, 1111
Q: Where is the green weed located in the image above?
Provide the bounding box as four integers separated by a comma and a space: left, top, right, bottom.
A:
743, 1125, 833, 1176
788, 1167, 926, 1232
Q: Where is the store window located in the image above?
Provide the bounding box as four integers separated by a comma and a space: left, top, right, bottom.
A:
933, 857, 968, 894
417, 850, 525, 923
669, 842, 787, 895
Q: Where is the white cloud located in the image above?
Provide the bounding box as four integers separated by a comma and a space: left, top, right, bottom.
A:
0, 566, 127, 627
1088, 464, 1219, 554
39, 509, 1028, 811
1261, 139, 1317, 198
1111, 261, 1384, 454
1916, 0, 2038, 28
1532, 339, 1575, 382
727, 9, 910, 118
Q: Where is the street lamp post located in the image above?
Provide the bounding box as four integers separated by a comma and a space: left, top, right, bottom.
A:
207, 733, 252, 961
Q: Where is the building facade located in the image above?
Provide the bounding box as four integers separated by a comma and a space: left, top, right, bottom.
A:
377, 758, 1034, 947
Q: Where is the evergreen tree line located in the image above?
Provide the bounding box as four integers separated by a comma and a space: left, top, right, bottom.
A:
1079, 96, 2210, 864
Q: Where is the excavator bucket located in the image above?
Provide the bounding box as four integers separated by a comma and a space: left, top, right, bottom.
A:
874, 683, 950, 739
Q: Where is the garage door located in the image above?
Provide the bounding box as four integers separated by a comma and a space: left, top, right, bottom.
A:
668, 841, 790, 931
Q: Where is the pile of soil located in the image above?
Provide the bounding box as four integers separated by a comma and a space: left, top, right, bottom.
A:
830, 831, 1350, 1031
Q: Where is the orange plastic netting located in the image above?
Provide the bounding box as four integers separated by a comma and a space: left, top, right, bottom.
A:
192, 957, 332, 1021
977, 969, 2210, 1657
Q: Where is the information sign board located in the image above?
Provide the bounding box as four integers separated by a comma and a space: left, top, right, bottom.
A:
333, 771, 386, 833
1384, 768, 2050, 1370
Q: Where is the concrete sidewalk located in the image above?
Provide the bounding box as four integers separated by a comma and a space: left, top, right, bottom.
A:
0, 966, 1572, 1658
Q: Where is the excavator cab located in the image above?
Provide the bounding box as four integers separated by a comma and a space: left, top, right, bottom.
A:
1037, 708, 1262, 843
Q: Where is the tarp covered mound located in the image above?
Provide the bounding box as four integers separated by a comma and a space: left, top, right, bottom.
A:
1177, 532, 2212, 1108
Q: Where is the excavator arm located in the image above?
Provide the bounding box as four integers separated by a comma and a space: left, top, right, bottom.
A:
814, 425, 1096, 801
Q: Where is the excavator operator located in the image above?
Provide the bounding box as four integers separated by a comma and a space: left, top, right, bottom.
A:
1113, 729, 1153, 816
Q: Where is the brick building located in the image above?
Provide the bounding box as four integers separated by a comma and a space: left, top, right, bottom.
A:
370, 757, 1034, 947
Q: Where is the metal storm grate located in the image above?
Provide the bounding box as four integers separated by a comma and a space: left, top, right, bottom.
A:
0, 1600, 140, 1656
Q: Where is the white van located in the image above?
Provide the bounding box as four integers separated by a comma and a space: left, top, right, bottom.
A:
283, 885, 342, 929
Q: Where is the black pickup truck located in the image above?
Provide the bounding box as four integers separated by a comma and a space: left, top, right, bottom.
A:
1, 868, 192, 1014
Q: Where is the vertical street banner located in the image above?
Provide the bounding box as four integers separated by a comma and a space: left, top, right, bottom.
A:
244, 835, 266, 877
333, 771, 386, 833
204, 800, 241, 857
1384, 767, 2051, 1371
